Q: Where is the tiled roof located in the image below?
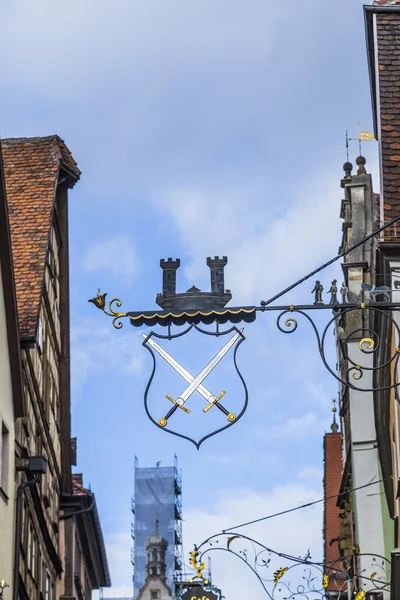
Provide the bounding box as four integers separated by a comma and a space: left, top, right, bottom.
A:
72, 473, 91, 496
374, 12, 400, 225
373, 0, 400, 5
2, 136, 80, 339
323, 431, 343, 591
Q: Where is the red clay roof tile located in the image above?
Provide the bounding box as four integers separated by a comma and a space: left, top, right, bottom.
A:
2, 136, 80, 339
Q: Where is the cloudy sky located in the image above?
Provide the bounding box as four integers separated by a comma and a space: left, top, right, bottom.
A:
0, 1, 380, 598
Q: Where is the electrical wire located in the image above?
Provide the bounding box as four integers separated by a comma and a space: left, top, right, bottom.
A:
222, 476, 389, 532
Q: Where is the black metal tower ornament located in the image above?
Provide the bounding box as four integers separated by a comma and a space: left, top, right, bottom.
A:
89, 215, 400, 447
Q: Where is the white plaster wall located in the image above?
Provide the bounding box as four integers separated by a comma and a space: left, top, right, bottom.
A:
347, 342, 387, 596
138, 578, 173, 600
0, 261, 16, 596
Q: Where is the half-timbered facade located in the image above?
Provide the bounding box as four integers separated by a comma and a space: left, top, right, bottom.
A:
0, 135, 107, 600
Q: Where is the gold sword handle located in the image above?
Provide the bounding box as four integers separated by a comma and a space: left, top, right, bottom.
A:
203, 391, 226, 413
166, 394, 191, 414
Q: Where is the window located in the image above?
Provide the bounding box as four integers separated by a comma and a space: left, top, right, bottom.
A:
150, 591, 161, 599
27, 524, 33, 571
38, 318, 43, 353
0, 421, 10, 495
45, 571, 51, 600
74, 535, 82, 578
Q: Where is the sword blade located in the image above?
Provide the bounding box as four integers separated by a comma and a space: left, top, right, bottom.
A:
178, 330, 242, 403
143, 334, 215, 403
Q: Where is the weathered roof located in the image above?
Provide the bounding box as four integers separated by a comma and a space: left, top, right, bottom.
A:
71, 473, 111, 588
2, 136, 80, 339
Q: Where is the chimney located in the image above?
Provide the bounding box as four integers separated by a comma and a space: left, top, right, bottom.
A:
160, 258, 180, 297
207, 256, 228, 294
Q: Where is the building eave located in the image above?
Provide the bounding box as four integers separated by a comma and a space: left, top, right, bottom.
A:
61, 492, 111, 588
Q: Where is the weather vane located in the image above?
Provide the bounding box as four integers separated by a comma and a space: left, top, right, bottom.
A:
347, 120, 375, 158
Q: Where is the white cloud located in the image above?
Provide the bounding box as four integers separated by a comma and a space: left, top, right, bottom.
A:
82, 235, 141, 281
71, 319, 145, 396
155, 170, 343, 305
298, 466, 324, 481
251, 412, 326, 441
102, 531, 133, 598
275, 412, 326, 439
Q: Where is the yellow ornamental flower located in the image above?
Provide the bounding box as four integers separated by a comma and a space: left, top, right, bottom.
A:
88, 289, 107, 310
274, 567, 288, 585
354, 591, 366, 600
323, 574, 329, 589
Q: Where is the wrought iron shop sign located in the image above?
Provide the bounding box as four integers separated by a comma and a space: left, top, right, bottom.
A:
90, 219, 400, 447
186, 533, 391, 599
180, 586, 218, 600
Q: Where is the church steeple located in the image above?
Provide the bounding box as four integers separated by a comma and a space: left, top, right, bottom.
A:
145, 520, 168, 578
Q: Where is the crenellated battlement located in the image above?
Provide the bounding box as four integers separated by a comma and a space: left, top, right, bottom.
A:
207, 256, 228, 268
160, 258, 181, 270
156, 256, 231, 310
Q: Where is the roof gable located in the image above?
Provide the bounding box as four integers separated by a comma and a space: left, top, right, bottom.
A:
2, 135, 80, 339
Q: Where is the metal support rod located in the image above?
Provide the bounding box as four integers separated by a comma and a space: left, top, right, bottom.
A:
257, 302, 400, 312
13, 475, 39, 600
59, 495, 95, 520
261, 214, 400, 307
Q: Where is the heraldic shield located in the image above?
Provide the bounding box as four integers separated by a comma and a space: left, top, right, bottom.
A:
142, 324, 248, 449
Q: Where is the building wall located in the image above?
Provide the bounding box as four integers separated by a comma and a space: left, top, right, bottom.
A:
338, 169, 389, 596
323, 431, 343, 590
59, 518, 93, 600
15, 199, 66, 600
0, 259, 16, 593
137, 578, 172, 600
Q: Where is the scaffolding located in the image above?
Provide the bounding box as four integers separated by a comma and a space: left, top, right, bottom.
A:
132, 455, 183, 598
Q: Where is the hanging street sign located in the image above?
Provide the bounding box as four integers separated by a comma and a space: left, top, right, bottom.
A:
89, 216, 400, 446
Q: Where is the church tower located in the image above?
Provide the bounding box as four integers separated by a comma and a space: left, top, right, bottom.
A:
137, 521, 173, 600
145, 521, 168, 578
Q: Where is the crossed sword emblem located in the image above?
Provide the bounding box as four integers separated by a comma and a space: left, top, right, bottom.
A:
143, 330, 242, 427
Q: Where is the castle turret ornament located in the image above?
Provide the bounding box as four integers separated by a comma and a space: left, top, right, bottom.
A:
156, 256, 232, 311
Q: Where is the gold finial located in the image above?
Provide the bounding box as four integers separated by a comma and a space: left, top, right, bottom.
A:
331, 398, 338, 432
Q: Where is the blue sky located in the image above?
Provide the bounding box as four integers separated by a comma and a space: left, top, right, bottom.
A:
0, 1, 380, 598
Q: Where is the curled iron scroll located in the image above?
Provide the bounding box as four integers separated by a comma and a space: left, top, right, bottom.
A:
276, 306, 400, 393
196, 532, 390, 599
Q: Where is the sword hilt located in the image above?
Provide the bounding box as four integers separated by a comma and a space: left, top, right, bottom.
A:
203, 391, 226, 413
166, 395, 191, 414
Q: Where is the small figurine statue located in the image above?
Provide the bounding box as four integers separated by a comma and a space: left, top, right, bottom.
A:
340, 282, 348, 304
312, 280, 324, 304
328, 279, 338, 305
